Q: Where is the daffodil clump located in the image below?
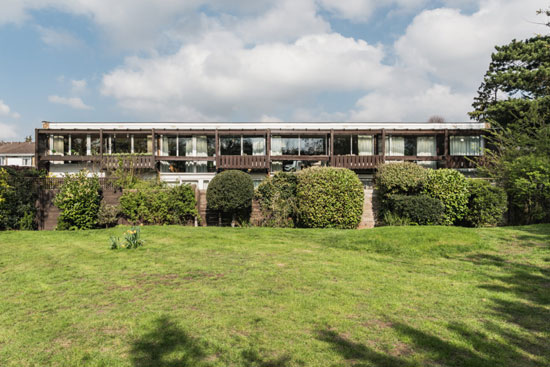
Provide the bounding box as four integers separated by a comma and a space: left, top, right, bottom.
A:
110, 226, 143, 249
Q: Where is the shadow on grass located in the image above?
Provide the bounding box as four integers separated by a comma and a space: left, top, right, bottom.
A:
316, 246, 550, 366
131, 316, 295, 367
130, 316, 208, 367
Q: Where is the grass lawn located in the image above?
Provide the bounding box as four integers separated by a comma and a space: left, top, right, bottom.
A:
0, 225, 549, 366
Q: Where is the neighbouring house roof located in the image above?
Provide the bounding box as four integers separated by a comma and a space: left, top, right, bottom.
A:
0, 142, 35, 156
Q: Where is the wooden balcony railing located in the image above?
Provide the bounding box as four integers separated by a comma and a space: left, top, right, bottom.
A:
446, 156, 482, 169
331, 155, 384, 169
219, 155, 269, 169
34, 177, 118, 190
101, 155, 155, 170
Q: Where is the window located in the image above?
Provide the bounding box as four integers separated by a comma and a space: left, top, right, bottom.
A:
159, 160, 216, 173
334, 135, 351, 155
385, 136, 405, 156
51, 135, 65, 155
0, 157, 4, 165
404, 136, 416, 156
133, 135, 151, 154
357, 135, 374, 156
112, 134, 131, 154
450, 136, 483, 156
22, 158, 31, 166
417, 136, 436, 156
90, 135, 101, 155
300, 136, 326, 155
178, 137, 193, 156
220, 136, 241, 155
70, 135, 87, 156
243, 137, 265, 155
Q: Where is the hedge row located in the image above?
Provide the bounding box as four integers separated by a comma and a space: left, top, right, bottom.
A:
375, 163, 507, 227
255, 167, 364, 229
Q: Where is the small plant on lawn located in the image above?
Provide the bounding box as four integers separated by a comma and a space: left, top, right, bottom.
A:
110, 227, 143, 249
124, 227, 144, 248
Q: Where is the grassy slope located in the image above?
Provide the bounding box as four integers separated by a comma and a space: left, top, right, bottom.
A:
0, 225, 549, 367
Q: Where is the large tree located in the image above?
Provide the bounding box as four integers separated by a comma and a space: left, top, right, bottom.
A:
469, 35, 550, 127
470, 8, 550, 224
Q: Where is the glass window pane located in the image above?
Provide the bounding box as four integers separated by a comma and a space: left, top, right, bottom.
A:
450, 136, 483, 156
196, 136, 208, 157
207, 136, 216, 157
221, 136, 241, 155
357, 135, 373, 156
178, 136, 192, 156
334, 135, 351, 155
71, 135, 87, 156
243, 137, 265, 155
134, 135, 150, 154
90, 135, 100, 155
404, 136, 417, 156
113, 134, 131, 154
300, 136, 326, 155
417, 136, 436, 156
281, 136, 299, 155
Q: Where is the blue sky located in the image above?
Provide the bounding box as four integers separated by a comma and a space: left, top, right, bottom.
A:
0, 0, 545, 140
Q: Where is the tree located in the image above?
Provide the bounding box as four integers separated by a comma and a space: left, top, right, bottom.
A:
469, 8, 550, 224
469, 35, 550, 127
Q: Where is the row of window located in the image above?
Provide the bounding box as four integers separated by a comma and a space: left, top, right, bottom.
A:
45, 134, 484, 157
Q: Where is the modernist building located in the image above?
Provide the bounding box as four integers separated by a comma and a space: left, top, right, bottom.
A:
0, 142, 35, 167
35, 121, 486, 189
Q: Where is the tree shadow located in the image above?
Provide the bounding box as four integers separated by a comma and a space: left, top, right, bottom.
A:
131, 316, 296, 367
130, 316, 208, 367
316, 249, 550, 366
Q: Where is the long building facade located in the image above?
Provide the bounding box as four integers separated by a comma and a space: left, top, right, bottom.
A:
35, 121, 487, 189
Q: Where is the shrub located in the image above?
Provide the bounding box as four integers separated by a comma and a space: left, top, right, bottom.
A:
463, 179, 507, 227
0, 167, 44, 230
296, 167, 364, 229
98, 203, 121, 228
387, 195, 445, 225
375, 162, 429, 197
423, 169, 470, 225
503, 154, 550, 224
207, 170, 254, 225
382, 211, 412, 226
255, 172, 297, 227
54, 171, 101, 230
120, 183, 198, 225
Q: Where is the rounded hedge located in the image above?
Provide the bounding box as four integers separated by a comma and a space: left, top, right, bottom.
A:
423, 169, 470, 225
375, 162, 428, 197
387, 194, 445, 225
207, 170, 254, 213
463, 179, 507, 227
296, 167, 364, 229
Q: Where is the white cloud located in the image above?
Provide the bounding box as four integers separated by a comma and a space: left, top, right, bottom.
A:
350, 84, 472, 121
0, 100, 20, 119
101, 32, 391, 119
394, 0, 544, 91
36, 25, 82, 48
48, 95, 93, 110
259, 115, 284, 122
71, 79, 87, 93
0, 123, 18, 140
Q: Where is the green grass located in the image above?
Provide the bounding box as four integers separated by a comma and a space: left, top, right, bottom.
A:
0, 225, 549, 367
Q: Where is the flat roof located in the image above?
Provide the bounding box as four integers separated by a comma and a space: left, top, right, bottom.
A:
42, 121, 486, 130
